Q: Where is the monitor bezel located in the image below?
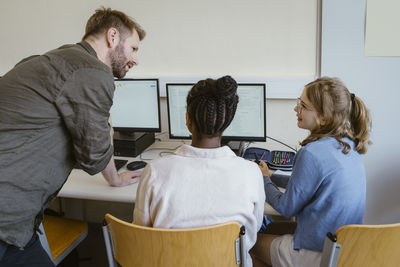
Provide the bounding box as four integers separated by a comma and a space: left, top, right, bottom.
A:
112, 78, 162, 133
166, 82, 266, 141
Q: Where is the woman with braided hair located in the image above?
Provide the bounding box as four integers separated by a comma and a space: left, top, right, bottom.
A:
251, 77, 372, 267
134, 75, 265, 266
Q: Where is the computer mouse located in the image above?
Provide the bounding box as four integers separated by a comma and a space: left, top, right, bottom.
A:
126, 161, 147, 171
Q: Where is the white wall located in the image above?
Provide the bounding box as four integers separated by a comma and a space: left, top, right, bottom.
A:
0, 0, 316, 77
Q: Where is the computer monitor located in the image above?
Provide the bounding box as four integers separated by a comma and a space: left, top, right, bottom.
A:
166, 83, 266, 141
110, 79, 161, 132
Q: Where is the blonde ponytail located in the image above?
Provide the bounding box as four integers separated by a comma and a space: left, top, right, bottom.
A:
349, 96, 372, 154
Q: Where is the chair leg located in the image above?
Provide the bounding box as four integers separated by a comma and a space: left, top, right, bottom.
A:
102, 223, 116, 267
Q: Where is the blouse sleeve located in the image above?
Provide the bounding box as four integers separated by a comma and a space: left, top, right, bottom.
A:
264, 149, 321, 218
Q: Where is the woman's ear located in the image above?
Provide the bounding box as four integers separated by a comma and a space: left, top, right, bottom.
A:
318, 115, 327, 126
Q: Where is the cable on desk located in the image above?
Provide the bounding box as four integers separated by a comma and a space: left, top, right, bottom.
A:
159, 151, 175, 157
266, 135, 298, 152
154, 131, 169, 141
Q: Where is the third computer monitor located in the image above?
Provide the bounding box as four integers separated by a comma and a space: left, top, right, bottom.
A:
166, 83, 266, 142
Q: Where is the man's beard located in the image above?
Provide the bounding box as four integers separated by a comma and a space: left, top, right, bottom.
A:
110, 42, 129, 78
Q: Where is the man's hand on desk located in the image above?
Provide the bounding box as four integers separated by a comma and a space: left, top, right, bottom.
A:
115, 170, 142, 186
102, 170, 142, 187
102, 156, 142, 186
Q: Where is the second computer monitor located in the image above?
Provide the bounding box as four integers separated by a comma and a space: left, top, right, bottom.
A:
110, 79, 161, 132
166, 83, 266, 141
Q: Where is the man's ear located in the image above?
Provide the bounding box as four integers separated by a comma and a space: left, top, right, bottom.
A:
106, 27, 120, 48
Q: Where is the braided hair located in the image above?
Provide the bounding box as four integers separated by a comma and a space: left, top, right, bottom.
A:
187, 76, 239, 138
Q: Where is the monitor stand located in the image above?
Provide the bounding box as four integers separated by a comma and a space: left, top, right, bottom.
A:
113, 131, 155, 157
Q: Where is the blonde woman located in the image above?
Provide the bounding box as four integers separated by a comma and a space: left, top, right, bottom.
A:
252, 77, 372, 267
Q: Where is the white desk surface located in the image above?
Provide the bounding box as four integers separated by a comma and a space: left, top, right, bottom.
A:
59, 169, 139, 203
58, 139, 285, 216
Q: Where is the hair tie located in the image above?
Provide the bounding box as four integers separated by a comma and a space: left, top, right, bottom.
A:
351, 93, 355, 101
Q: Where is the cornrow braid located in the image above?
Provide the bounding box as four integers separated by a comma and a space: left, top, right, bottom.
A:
215, 100, 226, 133
222, 98, 238, 132
193, 95, 208, 134
187, 76, 239, 138
206, 100, 216, 135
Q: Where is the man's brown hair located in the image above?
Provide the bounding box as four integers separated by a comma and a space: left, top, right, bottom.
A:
82, 7, 146, 41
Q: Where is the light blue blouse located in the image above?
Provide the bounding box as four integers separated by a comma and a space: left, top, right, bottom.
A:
264, 137, 366, 251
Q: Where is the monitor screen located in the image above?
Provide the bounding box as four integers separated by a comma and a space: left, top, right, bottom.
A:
110, 79, 161, 132
166, 83, 266, 141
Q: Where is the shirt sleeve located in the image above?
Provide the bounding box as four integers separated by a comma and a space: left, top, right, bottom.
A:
133, 165, 153, 226
55, 68, 114, 175
264, 149, 321, 218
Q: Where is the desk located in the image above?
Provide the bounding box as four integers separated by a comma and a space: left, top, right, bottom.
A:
58, 140, 184, 202
59, 169, 282, 216
58, 140, 283, 216
59, 169, 138, 203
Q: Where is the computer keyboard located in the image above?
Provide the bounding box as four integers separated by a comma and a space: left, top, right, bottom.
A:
114, 159, 128, 171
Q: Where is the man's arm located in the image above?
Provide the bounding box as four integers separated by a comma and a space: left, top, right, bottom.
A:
55, 68, 115, 175
102, 116, 141, 186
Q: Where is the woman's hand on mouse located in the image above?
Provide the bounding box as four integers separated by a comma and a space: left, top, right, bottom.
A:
258, 161, 272, 177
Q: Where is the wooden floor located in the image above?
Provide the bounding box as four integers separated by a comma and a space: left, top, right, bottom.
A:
59, 223, 108, 267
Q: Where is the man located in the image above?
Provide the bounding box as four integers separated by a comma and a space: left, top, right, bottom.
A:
0, 7, 145, 266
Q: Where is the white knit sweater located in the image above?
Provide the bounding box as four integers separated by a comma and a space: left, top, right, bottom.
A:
134, 144, 265, 266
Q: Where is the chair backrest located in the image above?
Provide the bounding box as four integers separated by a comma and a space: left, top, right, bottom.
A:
320, 223, 400, 267
103, 213, 245, 267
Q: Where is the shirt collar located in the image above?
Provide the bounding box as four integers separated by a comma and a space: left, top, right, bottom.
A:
175, 144, 237, 159
77, 41, 98, 58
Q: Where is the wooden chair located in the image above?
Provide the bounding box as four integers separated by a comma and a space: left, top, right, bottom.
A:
320, 223, 400, 267
102, 213, 247, 267
38, 215, 88, 265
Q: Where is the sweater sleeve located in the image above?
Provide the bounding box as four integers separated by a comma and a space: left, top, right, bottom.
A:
270, 173, 290, 188
133, 165, 154, 226
264, 149, 322, 218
